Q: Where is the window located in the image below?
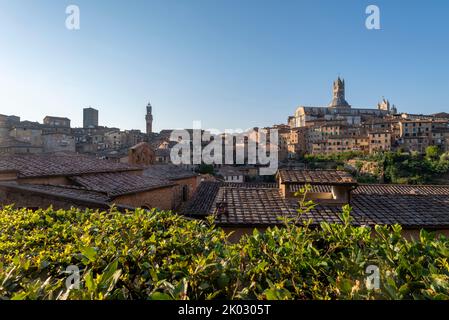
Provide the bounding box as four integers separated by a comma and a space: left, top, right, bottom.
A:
182, 185, 189, 202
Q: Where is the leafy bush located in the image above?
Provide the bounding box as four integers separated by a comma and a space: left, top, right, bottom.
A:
382, 151, 449, 184
304, 150, 449, 184
197, 164, 214, 175
0, 204, 448, 300
0, 207, 234, 300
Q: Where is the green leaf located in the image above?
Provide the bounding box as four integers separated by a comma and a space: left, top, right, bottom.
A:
149, 292, 172, 300
81, 246, 98, 263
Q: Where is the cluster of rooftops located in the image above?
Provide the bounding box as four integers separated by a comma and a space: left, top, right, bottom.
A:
0, 154, 197, 210
181, 169, 449, 230
0, 154, 449, 231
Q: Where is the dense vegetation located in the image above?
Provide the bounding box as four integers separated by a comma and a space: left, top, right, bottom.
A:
381, 148, 449, 184
1, 202, 448, 300
304, 148, 449, 184
304, 151, 366, 164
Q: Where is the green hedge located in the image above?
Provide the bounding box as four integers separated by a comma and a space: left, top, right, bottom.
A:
0, 205, 448, 300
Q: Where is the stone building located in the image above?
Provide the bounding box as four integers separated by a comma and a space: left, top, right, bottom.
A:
396, 118, 448, 153
217, 166, 245, 183
43, 116, 71, 128
125, 142, 155, 166
287, 127, 307, 159
0, 154, 199, 211
0, 114, 76, 154
83, 107, 99, 128
42, 132, 76, 153
291, 78, 392, 128
311, 135, 369, 155
368, 131, 392, 154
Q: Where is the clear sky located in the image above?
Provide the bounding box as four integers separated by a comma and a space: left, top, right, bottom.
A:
0, 0, 448, 132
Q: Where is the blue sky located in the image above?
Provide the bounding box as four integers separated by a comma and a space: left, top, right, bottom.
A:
0, 0, 448, 132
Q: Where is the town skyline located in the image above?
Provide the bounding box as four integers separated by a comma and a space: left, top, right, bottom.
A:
2, 76, 447, 134
1, 76, 445, 133
1, 0, 449, 131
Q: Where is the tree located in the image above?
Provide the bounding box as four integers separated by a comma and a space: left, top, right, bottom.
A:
425, 145, 440, 161
197, 163, 214, 175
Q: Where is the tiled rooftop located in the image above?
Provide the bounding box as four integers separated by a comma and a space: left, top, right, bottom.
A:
181, 181, 221, 216
181, 181, 449, 228
355, 184, 449, 196
223, 182, 278, 189
213, 187, 295, 225
0, 154, 140, 178
70, 172, 174, 197
143, 164, 197, 181
0, 182, 110, 204
277, 169, 357, 185
288, 184, 333, 193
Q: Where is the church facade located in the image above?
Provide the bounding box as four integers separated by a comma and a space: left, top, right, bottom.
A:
291, 77, 397, 128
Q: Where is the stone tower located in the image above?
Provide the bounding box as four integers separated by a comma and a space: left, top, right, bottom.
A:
329, 77, 350, 109
145, 102, 153, 134
377, 98, 390, 112
377, 98, 398, 114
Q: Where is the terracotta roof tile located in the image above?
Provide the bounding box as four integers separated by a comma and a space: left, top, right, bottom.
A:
180, 181, 449, 228
70, 172, 174, 197
355, 184, 449, 196
143, 164, 197, 181
181, 181, 221, 216
278, 169, 357, 185
0, 154, 140, 178
0, 182, 110, 204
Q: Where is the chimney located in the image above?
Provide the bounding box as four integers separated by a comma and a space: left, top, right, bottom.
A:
277, 169, 357, 206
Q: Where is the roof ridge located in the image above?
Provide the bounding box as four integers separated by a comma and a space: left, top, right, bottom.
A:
358, 183, 449, 187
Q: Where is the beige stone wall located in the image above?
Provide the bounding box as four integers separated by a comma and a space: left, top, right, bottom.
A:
9, 128, 43, 146
129, 176, 198, 211
170, 176, 199, 209
128, 143, 155, 165
369, 132, 391, 153
113, 186, 176, 210
42, 133, 76, 153
178, 176, 199, 196
311, 136, 369, 155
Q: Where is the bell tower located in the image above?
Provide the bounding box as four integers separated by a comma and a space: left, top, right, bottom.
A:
329, 77, 350, 109
145, 102, 153, 134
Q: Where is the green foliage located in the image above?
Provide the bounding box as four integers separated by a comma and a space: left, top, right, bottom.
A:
303, 151, 365, 164
426, 145, 441, 161
197, 164, 214, 175
0, 206, 235, 300
0, 205, 448, 300
305, 150, 449, 185
382, 150, 449, 184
